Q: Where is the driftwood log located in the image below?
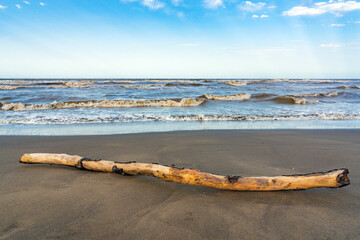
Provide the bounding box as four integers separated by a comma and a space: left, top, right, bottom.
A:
20, 153, 350, 191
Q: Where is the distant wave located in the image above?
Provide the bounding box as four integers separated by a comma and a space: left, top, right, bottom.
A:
251, 79, 351, 84
293, 91, 338, 98
252, 93, 277, 99
119, 84, 168, 89
0, 85, 25, 90
0, 98, 204, 111
200, 93, 251, 100
222, 80, 248, 86
1, 113, 359, 124
340, 85, 360, 90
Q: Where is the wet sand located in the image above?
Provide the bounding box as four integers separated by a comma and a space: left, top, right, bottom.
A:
0, 130, 359, 239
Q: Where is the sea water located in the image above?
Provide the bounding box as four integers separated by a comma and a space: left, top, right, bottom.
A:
0, 79, 359, 135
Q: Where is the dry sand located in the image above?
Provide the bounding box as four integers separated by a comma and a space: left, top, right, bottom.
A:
0, 130, 359, 239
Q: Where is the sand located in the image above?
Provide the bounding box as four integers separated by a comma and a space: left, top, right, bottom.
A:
0, 130, 359, 239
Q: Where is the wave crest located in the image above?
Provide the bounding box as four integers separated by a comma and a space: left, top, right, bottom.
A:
293, 91, 338, 98
271, 96, 319, 104
1, 98, 204, 111
201, 93, 251, 100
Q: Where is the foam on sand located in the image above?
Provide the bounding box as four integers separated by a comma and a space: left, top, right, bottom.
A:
201, 93, 251, 100
0, 98, 204, 111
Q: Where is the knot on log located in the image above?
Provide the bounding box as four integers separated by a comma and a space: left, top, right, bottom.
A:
76, 157, 101, 169
227, 175, 241, 184
112, 166, 132, 176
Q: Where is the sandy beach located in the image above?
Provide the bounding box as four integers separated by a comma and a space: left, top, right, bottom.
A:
1, 130, 359, 239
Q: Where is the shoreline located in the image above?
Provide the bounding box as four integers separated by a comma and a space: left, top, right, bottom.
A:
1, 130, 359, 239
2, 119, 360, 136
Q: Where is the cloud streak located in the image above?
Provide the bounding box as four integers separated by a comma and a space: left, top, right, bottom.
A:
283, 0, 360, 16
204, 0, 224, 9
330, 23, 345, 27
320, 43, 344, 48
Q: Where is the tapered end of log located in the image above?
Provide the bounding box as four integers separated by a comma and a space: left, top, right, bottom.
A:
19, 154, 32, 163
336, 168, 350, 187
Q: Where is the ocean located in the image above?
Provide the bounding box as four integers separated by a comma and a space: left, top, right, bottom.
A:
1, 78, 359, 135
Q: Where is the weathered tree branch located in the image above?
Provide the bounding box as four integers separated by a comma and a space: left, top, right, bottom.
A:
20, 153, 350, 191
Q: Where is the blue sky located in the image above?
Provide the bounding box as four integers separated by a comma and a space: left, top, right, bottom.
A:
0, 0, 359, 78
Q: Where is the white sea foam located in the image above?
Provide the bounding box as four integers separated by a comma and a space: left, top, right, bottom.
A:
0, 98, 204, 111
2, 113, 360, 124
201, 93, 251, 100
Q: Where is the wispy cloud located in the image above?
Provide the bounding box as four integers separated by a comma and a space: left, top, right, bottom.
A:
142, 0, 164, 9
39, 2, 46, 6
238, 1, 266, 12
171, 0, 182, 6
253, 14, 268, 18
122, 0, 164, 10
283, 0, 360, 16
15, 4, 22, 9
330, 23, 345, 27
23, 1, 30, 4
0, 4, 7, 9
204, 0, 224, 9
320, 43, 344, 48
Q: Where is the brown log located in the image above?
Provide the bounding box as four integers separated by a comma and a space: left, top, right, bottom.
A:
19, 153, 350, 191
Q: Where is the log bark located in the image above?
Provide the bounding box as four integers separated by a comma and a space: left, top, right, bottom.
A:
19, 153, 350, 191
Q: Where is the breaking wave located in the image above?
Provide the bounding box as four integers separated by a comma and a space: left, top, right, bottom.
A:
0, 98, 204, 111
0, 85, 25, 90
222, 80, 248, 86
1, 113, 360, 124
201, 93, 251, 100
271, 96, 319, 104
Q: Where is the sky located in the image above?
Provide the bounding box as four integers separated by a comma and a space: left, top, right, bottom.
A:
0, 0, 359, 78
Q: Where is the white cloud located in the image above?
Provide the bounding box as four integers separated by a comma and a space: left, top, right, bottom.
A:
15, 4, 21, 8
0, 4, 7, 9
252, 14, 259, 18
268, 5, 276, 9
239, 1, 266, 12
320, 43, 344, 48
283, 0, 360, 16
204, 0, 224, 9
39, 2, 46, 6
260, 14, 268, 18
355, 20, 360, 23
142, 0, 164, 9
23, 1, 30, 4
330, 23, 345, 26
